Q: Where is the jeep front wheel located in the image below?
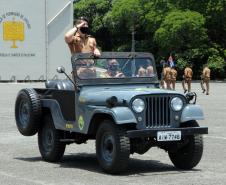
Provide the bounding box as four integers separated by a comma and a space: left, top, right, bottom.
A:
168, 121, 203, 169
96, 120, 130, 174
38, 115, 66, 162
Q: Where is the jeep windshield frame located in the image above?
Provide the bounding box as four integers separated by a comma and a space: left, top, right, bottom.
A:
71, 52, 159, 86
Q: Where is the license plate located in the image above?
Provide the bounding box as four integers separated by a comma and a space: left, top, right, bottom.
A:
157, 131, 181, 141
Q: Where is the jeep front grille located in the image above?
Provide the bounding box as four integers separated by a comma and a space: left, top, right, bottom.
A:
145, 96, 171, 128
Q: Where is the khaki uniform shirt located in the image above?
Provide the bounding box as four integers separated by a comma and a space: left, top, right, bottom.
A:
137, 67, 146, 77
68, 33, 97, 54
100, 71, 124, 78
77, 67, 96, 79
146, 66, 154, 76
163, 67, 171, 81
170, 68, 177, 81
184, 67, 193, 80
202, 67, 211, 80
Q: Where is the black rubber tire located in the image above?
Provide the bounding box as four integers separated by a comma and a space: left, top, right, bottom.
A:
96, 120, 130, 174
38, 114, 66, 162
15, 88, 42, 136
168, 121, 203, 169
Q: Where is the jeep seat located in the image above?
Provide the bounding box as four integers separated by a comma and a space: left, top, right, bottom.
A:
45, 80, 74, 90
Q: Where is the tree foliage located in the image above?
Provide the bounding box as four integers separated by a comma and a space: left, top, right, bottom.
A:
154, 11, 208, 53
74, 0, 226, 79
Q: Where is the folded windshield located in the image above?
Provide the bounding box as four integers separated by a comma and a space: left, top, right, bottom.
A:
74, 58, 156, 80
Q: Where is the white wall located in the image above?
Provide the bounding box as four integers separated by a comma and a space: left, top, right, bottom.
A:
47, 0, 73, 80
0, 0, 73, 81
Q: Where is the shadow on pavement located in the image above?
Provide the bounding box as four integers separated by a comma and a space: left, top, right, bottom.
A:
15, 153, 200, 176
15, 156, 43, 162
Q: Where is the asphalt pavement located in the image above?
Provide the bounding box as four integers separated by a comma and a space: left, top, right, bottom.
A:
0, 82, 225, 185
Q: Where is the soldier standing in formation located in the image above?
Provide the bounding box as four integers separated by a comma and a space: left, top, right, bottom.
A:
201, 64, 211, 95
182, 64, 193, 93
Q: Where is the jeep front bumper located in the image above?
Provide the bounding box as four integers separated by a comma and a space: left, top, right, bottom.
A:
126, 127, 208, 138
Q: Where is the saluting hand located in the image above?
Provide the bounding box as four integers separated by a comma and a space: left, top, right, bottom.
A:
75, 22, 86, 29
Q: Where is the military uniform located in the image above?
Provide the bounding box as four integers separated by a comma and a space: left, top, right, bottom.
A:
184, 67, 193, 82
68, 33, 97, 78
182, 67, 193, 93
146, 65, 154, 77
170, 68, 177, 90
202, 67, 211, 81
76, 59, 96, 79
201, 66, 211, 95
163, 66, 172, 90
100, 71, 124, 78
137, 67, 146, 77
68, 33, 97, 54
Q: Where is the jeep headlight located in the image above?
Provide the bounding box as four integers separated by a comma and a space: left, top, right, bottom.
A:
171, 97, 183, 111
132, 98, 145, 113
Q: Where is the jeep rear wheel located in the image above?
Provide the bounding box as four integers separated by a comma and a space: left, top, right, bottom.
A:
168, 121, 203, 169
96, 120, 130, 174
15, 88, 41, 136
38, 115, 66, 162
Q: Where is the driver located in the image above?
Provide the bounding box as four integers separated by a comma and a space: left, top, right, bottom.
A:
100, 59, 124, 78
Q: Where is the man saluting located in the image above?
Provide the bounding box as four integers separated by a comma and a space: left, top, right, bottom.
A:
65, 17, 101, 56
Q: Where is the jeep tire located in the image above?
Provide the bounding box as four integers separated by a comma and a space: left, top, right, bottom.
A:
96, 120, 130, 174
168, 120, 203, 169
15, 88, 42, 136
38, 114, 66, 162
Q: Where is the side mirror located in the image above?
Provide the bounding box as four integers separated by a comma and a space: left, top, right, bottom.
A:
56, 66, 65, 73
55, 66, 78, 92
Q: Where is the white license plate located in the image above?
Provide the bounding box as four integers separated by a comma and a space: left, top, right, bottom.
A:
157, 131, 181, 141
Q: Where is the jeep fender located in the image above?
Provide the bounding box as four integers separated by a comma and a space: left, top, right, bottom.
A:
180, 104, 204, 123
92, 107, 137, 125
41, 99, 75, 130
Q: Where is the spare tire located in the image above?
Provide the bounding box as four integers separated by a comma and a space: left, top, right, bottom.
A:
15, 88, 42, 136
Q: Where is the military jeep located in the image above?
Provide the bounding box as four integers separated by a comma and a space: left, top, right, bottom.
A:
15, 52, 208, 174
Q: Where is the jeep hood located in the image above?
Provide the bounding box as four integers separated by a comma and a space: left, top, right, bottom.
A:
79, 84, 183, 105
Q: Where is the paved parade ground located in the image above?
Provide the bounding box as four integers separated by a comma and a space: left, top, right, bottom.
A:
0, 82, 226, 185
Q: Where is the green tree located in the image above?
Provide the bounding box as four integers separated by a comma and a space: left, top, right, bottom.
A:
205, 0, 226, 49
104, 0, 145, 51
74, 0, 113, 50
154, 10, 208, 55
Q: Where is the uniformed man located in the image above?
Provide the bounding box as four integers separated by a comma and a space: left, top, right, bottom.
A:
137, 65, 154, 77
137, 66, 146, 77
76, 59, 96, 79
170, 66, 177, 90
146, 65, 154, 77
163, 63, 171, 90
182, 64, 193, 93
200, 64, 211, 95
100, 59, 124, 78
64, 17, 101, 56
